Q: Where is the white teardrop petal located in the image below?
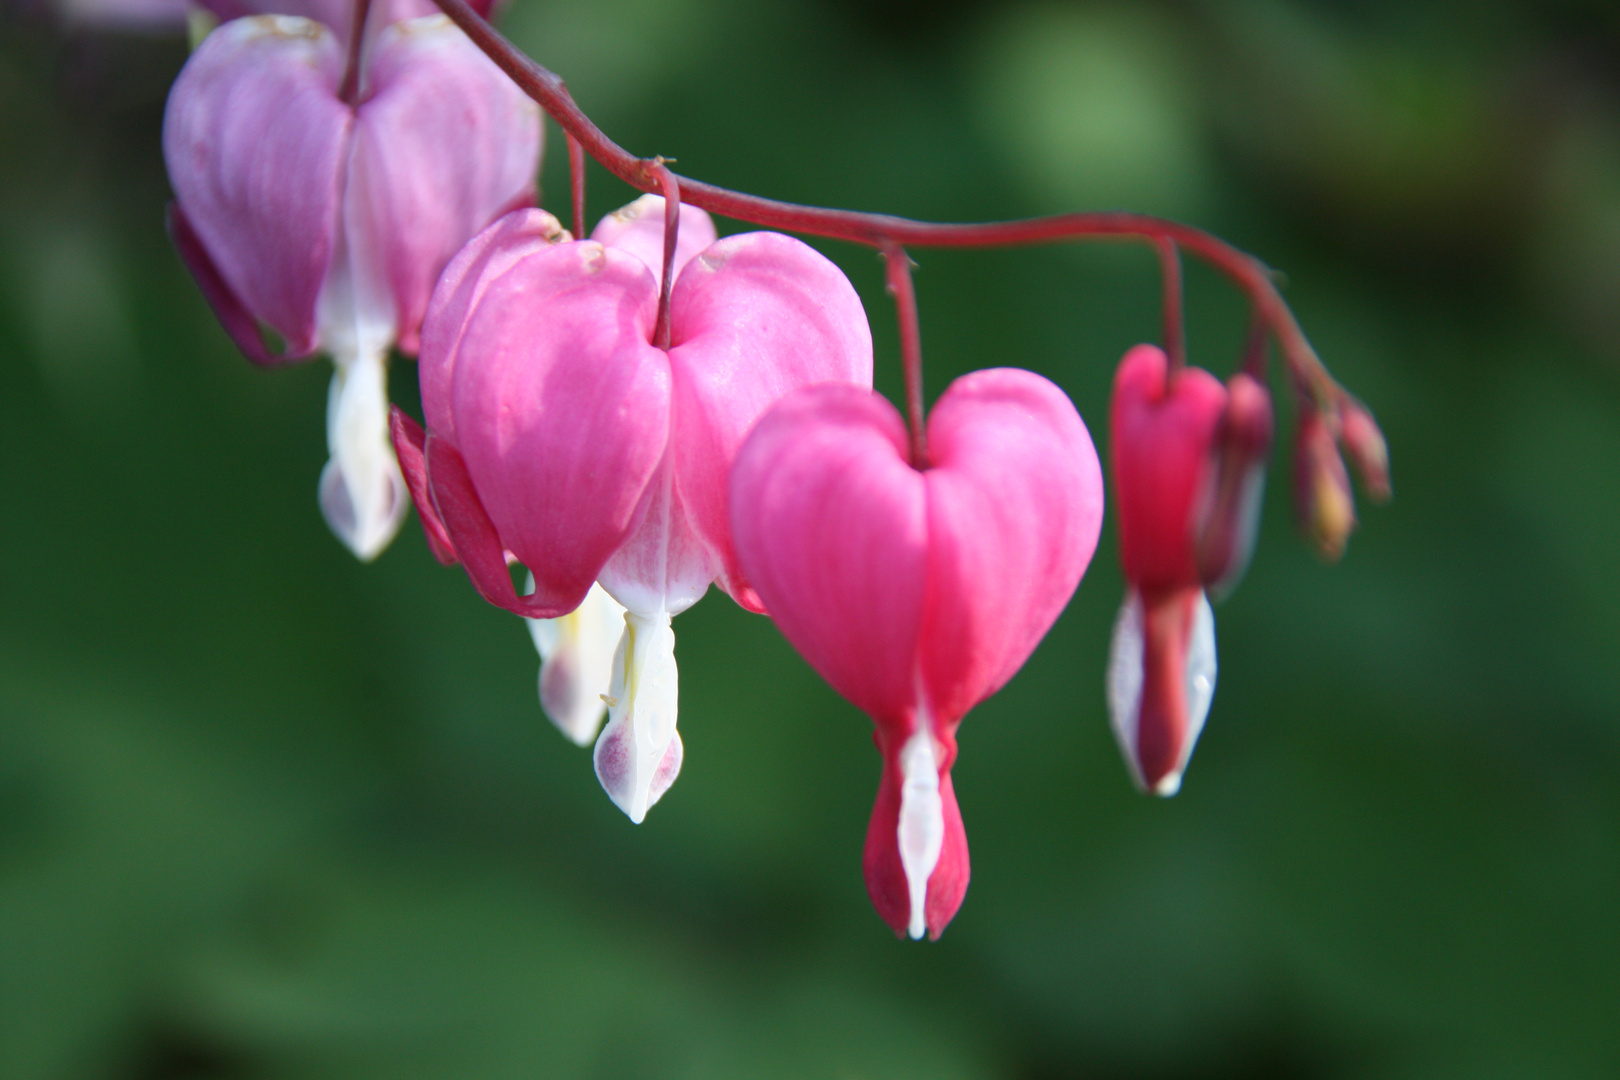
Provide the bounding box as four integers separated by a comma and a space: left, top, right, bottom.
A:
897, 727, 945, 941
1105, 589, 1148, 793
592, 610, 681, 823
1172, 589, 1218, 791
319, 348, 406, 561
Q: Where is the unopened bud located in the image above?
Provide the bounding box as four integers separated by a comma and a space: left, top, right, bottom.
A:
1293, 406, 1356, 561
1339, 398, 1391, 502
1195, 372, 1273, 597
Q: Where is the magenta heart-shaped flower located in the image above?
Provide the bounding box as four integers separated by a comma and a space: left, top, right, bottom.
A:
729, 369, 1103, 938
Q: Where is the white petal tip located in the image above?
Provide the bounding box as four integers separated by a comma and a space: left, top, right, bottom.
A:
594, 723, 683, 824
1106, 589, 1218, 796
318, 457, 405, 562
1150, 773, 1183, 797
897, 729, 944, 945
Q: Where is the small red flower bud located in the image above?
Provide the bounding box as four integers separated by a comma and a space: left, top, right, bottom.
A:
1293, 405, 1356, 562
1339, 397, 1391, 503
1194, 371, 1273, 598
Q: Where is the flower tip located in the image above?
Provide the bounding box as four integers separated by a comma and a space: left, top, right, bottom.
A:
318, 455, 406, 562
1339, 399, 1391, 503
590, 611, 683, 822
1150, 771, 1183, 798
1107, 588, 1216, 797
1293, 407, 1357, 563
864, 728, 970, 941
594, 726, 683, 823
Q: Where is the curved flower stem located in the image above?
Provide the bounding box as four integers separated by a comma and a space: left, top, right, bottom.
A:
652, 160, 679, 352
430, 0, 1348, 412
1155, 237, 1184, 381
1242, 309, 1269, 381
337, 0, 371, 105
882, 245, 927, 468
567, 131, 587, 240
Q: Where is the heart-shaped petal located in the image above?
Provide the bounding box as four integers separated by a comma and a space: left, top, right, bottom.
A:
163, 16, 351, 358
424, 238, 671, 615
728, 384, 926, 721
669, 232, 874, 612
418, 208, 569, 447
731, 369, 1100, 729
918, 368, 1105, 724
348, 15, 543, 355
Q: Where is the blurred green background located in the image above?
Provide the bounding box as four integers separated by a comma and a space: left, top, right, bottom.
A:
4, 0, 1620, 1076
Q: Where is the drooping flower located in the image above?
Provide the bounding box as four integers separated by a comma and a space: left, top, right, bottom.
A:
398, 196, 874, 822
729, 370, 1104, 939
1106, 343, 1272, 796
163, 10, 540, 559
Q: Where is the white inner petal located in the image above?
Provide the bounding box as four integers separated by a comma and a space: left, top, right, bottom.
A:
1208, 465, 1268, 601
598, 458, 713, 619
897, 727, 945, 941
526, 579, 626, 746
1170, 589, 1218, 795
318, 347, 406, 561
592, 610, 681, 823
1105, 589, 1146, 792
314, 144, 405, 563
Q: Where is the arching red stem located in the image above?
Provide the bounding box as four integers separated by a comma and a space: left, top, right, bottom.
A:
428, 0, 1346, 409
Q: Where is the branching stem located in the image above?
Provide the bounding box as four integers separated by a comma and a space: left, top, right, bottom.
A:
430, 0, 1347, 413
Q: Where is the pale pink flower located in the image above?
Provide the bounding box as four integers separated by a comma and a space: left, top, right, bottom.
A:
163, 11, 539, 559
400, 196, 873, 821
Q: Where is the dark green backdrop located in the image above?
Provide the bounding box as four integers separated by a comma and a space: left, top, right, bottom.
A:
3, 1, 1619, 1076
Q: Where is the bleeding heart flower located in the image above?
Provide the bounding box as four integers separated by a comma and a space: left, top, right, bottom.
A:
1107, 343, 1274, 796
163, 11, 540, 559
729, 370, 1103, 939
402, 196, 873, 822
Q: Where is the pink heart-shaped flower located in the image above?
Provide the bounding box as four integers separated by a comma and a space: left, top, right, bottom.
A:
416, 213, 872, 620
729, 369, 1103, 938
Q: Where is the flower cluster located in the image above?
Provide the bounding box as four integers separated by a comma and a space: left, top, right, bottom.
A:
160, 0, 1387, 938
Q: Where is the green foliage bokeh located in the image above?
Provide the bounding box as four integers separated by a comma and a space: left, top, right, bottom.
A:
2, 1, 1619, 1076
